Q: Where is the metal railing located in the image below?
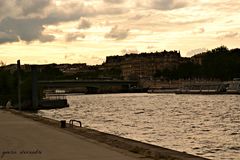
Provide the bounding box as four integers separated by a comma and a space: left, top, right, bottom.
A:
69, 119, 82, 127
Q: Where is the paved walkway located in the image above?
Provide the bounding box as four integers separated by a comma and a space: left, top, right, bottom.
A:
0, 110, 151, 160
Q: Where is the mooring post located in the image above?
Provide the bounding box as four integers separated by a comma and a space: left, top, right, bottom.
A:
31, 65, 38, 111
17, 60, 21, 110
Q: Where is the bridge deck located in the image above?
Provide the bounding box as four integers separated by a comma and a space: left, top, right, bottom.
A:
38, 80, 138, 87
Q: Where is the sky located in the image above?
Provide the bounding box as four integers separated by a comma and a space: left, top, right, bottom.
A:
0, 0, 239, 65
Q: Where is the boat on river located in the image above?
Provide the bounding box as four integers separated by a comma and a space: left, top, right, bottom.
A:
148, 87, 178, 93
176, 79, 240, 94
39, 94, 69, 109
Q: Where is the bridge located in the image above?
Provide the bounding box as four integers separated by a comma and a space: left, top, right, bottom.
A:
14, 62, 139, 110
38, 80, 138, 88
25, 79, 139, 111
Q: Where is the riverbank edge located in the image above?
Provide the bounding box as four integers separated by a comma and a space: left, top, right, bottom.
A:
8, 109, 208, 160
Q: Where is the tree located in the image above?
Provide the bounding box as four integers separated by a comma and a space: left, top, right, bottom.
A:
0, 60, 6, 66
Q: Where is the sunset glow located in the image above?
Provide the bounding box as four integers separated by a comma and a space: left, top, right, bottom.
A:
0, 0, 239, 65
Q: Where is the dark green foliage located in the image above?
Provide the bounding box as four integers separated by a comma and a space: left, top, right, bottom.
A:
0, 65, 64, 107
101, 68, 122, 79
155, 62, 201, 80
73, 68, 122, 80
199, 46, 240, 80
0, 71, 18, 106
154, 46, 240, 80
75, 70, 100, 79
38, 64, 63, 80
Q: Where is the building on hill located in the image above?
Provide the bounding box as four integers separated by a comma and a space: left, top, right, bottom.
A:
56, 63, 87, 75
102, 51, 185, 80
100, 56, 123, 71
121, 51, 182, 80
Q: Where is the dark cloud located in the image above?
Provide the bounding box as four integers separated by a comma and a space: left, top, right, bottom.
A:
152, 0, 187, 10
16, 0, 51, 15
0, 31, 19, 44
0, 1, 95, 44
0, 1, 19, 20
0, 0, 130, 44
65, 32, 86, 42
0, 0, 55, 43
39, 35, 55, 43
78, 18, 92, 29
0, 17, 42, 43
41, 3, 95, 25
0, 17, 55, 43
138, 0, 189, 10
98, 7, 128, 15
105, 26, 129, 40
0, 0, 51, 20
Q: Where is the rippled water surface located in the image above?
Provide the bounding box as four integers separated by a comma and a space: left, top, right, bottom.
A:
38, 93, 240, 160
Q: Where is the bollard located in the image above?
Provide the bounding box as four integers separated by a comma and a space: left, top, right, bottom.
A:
60, 120, 66, 128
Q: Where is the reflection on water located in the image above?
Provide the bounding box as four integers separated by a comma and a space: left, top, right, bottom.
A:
38, 93, 240, 160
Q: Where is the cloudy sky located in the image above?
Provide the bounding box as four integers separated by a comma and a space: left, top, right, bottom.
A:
0, 0, 239, 65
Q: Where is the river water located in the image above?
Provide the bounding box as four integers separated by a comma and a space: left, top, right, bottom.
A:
38, 93, 240, 160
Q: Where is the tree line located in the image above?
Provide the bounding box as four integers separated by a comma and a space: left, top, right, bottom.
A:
154, 46, 240, 80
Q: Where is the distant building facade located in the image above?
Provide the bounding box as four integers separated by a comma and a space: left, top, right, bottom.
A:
103, 51, 184, 80
56, 63, 87, 75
